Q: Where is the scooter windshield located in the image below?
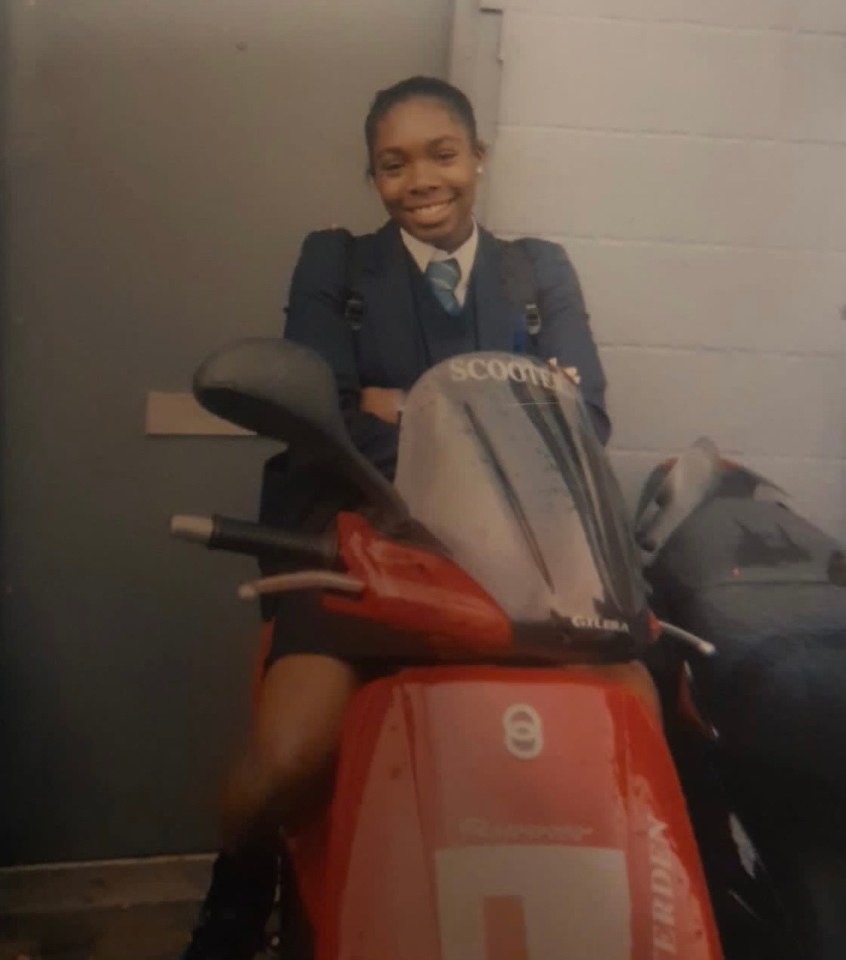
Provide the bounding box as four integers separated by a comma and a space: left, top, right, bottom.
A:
395, 353, 650, 653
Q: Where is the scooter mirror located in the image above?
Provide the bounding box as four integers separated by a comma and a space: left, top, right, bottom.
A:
635, 436, 722, 563
193, 337, 408, 528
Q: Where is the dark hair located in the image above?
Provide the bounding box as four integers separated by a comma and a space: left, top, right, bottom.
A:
364, 76, 479, 174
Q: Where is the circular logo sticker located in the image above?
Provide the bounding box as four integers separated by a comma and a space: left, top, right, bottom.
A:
502, 703, 544, 760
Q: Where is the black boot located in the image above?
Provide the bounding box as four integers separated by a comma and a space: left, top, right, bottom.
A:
181, 851, 277, 960
272, 841, 313, 960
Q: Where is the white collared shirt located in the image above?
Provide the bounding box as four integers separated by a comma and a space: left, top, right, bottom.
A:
400, 220, 479, 308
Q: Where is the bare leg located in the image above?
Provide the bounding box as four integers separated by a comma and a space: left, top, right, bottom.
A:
181, 653, 362, 959
220, 652, 362, 854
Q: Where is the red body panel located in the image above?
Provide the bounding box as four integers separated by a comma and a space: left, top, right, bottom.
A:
322, 513, 513, 657
305, 667, 722, 960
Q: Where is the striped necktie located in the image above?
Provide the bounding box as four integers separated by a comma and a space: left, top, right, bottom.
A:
425, 257, 461, 316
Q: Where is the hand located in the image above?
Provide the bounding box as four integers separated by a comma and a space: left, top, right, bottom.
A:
547, 357, 581, 385
360, 387, 406, 425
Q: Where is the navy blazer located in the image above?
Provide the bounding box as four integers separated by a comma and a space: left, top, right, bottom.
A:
283, 220, 610, 479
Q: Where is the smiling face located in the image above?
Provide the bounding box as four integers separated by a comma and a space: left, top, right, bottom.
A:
370, 96, 485, 252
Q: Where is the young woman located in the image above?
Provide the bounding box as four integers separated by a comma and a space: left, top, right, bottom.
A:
183, 75, 610, 960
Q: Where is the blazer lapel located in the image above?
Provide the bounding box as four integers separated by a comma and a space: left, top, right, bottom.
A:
472, 226, 524, 353
353, 222, 523, 386
354, 222, 424, 386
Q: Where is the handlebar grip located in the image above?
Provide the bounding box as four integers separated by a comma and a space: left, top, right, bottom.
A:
170, 514, 336, 567
171, 515, 214, 544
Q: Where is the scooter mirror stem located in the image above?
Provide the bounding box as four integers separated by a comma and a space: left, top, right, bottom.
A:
193, 338, 409, 530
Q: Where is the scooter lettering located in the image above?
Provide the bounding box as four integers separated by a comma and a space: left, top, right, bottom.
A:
570, 615, 630, 633
649, 814, 678, 956
449, 356, 567, 393
449, 357, 469, 381
469, 358, 490, 380
459, 817, 594, 843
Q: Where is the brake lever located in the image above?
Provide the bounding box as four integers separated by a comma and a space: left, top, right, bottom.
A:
658, 620, 717, 658
237, 570, 365, 601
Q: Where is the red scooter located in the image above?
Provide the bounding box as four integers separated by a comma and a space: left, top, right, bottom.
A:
172, 339, 723, 960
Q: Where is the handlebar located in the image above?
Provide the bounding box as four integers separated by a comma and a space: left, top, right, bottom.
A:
658, 620, 716, 657
170, 514, 337, 567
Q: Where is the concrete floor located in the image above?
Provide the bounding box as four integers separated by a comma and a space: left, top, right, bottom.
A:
0, 902, 284, 960
0, 856, 284, 960
0, 901, 201, 960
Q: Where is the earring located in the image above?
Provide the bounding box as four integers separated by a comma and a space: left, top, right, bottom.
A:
476, 166, 484, 175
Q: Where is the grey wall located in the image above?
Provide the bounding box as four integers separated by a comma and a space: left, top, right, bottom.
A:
1, 0, 451, 866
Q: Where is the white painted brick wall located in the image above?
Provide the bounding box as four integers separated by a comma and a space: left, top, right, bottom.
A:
498, 17, 846, 142
563, 242, 846, 354
465, 0, 846, 535
603, 348, 844, 458
490, 130, 846, 250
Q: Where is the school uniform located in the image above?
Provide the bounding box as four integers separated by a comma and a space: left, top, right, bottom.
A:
263, 219, 611, 662
283, 219, 609, 471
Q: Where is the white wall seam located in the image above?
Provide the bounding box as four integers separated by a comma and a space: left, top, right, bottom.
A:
495, 233, 846, 255
497, 125, 846, 148
498, 16, 846, 38
478, 1, 846, 35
